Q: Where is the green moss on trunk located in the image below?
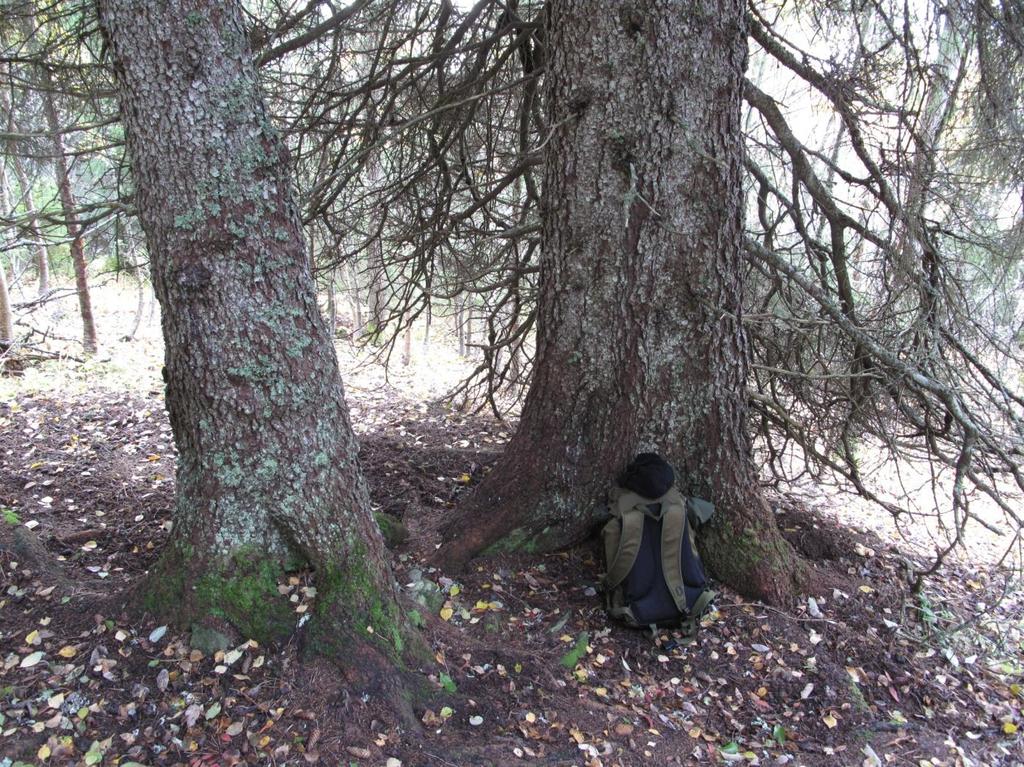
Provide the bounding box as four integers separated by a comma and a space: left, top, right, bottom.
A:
699, 514, 805, 605
140, 544, 296, 645
479, 525, 556, 556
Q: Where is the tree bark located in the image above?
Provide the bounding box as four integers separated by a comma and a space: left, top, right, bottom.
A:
435, 0, 804, 604
40, 79, 97, 354
97, 0, 424, 709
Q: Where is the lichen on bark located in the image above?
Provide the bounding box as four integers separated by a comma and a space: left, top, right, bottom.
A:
98, 0, 427, 704
435, 0, 805, 605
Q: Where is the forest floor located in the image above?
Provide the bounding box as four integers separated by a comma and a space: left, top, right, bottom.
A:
1, 285, 1023, 766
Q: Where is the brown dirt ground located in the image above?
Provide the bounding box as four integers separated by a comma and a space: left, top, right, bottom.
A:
1, 382, 1023, 767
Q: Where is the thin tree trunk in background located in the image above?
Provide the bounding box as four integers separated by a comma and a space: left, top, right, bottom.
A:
0, 165, 27, 307
348, 260, 362, 339
98, 0, 423, 715
10, 154, 49, 296
401, 321, 412, 366
456, 298, 466, 356
1, 87, 50, 296
327, 272, 338, 338
436, 0, 804, 604
0, 245, 12, 347
422, 300, 431, 349
124, 242, 145, 342
0, 164, 14, 344
40, 77, 97, 355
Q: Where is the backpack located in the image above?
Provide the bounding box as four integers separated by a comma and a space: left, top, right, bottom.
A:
601, 485, 715, 638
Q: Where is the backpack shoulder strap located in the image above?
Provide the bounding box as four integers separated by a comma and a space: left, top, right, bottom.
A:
659, 488, 691, 615
601, 490, 647, 591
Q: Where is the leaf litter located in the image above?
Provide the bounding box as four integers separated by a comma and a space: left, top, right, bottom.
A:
1, 355, 1022, 766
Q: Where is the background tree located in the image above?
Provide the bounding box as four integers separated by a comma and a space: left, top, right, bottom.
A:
271, 0, 1021, 593
96, 0, 424, 714
5, 0, 1020, 599
428, 0, 804, 603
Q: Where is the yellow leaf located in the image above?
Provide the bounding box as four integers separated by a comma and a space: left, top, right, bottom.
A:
688, 727, 702, 739
459, 473, 471, 483
858, 585, 874, 594
25, 629, 40, 645
594, 687, 608, 697
37, 744, 51, 761
258, 735, 271, 748
569, 727, 585, 744
449, 585, 461, 597
58, 645, 77, 658
439, 607, 453, 621
1003, 722, 1018, 735
822, 712, 838, 728
525, 712, 536, 723
474, 600, 491, 611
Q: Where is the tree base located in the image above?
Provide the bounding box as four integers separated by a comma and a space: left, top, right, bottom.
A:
699, 505, 809, 606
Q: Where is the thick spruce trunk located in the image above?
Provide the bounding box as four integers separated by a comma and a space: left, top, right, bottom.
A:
436, 0, 803, 604
97, 0, 423, 704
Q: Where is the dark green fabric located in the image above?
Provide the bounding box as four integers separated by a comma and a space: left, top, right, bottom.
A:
601, 485, 716, 635
659, 489, 689, 615
686, 497, 715, 526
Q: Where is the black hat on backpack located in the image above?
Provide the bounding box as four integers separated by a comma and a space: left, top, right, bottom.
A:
617, 452, 675, 499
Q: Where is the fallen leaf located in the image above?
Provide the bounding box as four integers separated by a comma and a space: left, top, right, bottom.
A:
184, 704, 203, 728
822, 711, 838, 728
20, 651, 44, 668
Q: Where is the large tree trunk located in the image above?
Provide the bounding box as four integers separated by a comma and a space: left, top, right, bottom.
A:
436, 0, 804, 604
97, 0, 423, 709
40, 80, 97, 354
